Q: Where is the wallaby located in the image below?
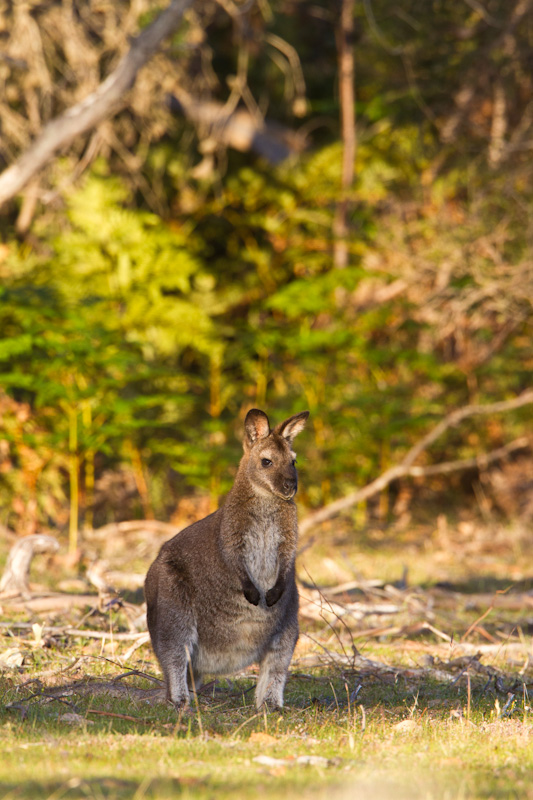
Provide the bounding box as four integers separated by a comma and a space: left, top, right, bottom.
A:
144, 408, 309, 710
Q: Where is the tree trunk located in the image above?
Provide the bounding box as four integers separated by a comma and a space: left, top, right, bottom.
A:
333, 0, 356, 269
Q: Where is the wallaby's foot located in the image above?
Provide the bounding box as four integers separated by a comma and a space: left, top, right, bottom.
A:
257, 698, 284, 713
255, 668, 287, 710
165, 668, 191, 710
255, 624, 298, 709
255, 688, 285, 710
166, 692, 189, 710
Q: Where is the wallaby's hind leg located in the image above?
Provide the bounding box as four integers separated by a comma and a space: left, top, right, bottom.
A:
161, 652, 189, 707
153, 608, 198, 708
255, 622, 298, 709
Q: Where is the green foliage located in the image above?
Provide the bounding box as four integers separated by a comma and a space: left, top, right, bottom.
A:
1, 2, 533, 535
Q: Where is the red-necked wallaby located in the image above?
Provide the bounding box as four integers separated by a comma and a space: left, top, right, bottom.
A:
144, 408, 309, 709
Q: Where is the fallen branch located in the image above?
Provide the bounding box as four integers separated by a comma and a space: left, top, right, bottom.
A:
0, 622, 148, 640
0, 0, 193, 207
3, 595, 101, 613
84, 520, 179, 540
300, 389, 533, 535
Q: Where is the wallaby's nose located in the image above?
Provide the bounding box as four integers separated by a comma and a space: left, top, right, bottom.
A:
283, 478, 297, 496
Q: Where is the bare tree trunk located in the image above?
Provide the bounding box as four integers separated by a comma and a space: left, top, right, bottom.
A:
488, 80, 507, 167
333, 0, 356, 269
0, 0, 193, 208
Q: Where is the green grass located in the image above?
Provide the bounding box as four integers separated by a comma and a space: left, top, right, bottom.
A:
2, 651, 533, 800
2, 512, 533, 798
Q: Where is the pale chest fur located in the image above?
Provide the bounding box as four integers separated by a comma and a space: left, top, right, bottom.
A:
243, 518, 282, 593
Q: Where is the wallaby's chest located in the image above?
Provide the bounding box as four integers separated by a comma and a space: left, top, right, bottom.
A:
243, 519, 283, 592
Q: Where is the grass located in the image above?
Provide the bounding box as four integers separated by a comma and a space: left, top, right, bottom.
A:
2, 636, 533, 799
2, 509, 533, 798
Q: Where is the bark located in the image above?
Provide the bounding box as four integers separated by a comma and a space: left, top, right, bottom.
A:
333, 0, 356, 269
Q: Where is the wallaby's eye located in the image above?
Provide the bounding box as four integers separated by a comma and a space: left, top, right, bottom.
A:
261, 458, 272, 468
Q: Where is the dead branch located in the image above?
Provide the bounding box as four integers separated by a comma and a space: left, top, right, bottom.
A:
0, 0, 193, 207
299, 389, 533, 535
406, 436, 529, 477
2, 594, 100, 614
84, 520, 179, 540
0, 534, 60, 595
0, 622, 149, 641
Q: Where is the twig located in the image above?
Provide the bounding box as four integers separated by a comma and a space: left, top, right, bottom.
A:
19, 657, 86, 686
461, 605, 494, 642
230, 712, 262, 738
499, 693, 516, 718
86, 709, 152, 723
112, 670, 162, 685
123, 634, 151, 661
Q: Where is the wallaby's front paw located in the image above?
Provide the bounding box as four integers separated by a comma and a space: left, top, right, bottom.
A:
243, 585, 260, 605
265, 583, 284, 607
242, 576, 260, 605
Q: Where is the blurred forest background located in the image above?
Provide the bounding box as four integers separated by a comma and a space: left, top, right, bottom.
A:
0, 0, 532, 554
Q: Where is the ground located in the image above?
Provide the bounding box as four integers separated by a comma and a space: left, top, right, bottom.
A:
1, 505, 533, 799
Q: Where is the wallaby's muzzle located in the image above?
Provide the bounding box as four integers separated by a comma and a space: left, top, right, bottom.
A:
281, 476, 298, 499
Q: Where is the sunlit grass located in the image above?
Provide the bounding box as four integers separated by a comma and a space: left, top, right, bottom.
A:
2, 642, 533, 800
2, 510, 533, 798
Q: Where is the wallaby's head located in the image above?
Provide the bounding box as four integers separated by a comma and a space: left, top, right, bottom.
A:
241, 409, 309, 500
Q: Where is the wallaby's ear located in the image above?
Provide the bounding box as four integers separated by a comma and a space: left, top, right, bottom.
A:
244, 409, 270, 450
274, 411, 309, 444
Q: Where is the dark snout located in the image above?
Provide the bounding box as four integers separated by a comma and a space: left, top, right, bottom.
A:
281, 469, 298, 499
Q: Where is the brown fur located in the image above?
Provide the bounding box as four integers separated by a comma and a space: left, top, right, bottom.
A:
144, 408, 309, 709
